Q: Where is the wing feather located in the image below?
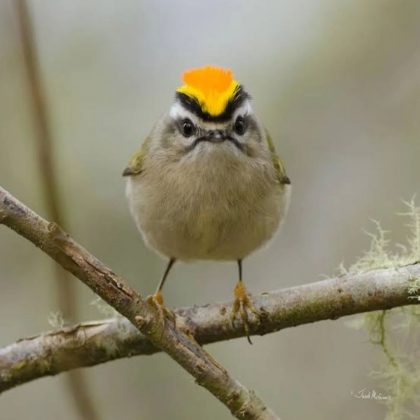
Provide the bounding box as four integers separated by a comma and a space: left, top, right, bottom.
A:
122, 137, 151, 177
265, 129, 290, 185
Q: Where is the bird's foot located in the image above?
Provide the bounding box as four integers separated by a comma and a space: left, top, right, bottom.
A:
230, 281, 260, 344
146, 291, 176, 325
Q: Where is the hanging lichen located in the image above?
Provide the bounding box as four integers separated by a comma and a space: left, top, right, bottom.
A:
342, 199, 420, 420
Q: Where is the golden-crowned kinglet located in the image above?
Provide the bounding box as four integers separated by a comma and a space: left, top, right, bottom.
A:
123, 66, 291, 342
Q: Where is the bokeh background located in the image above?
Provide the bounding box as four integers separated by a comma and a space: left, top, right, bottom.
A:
1, 0, 420, 419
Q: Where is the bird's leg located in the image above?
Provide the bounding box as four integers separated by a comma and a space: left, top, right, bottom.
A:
146, 258, 176, 323
231, 260, 260, 344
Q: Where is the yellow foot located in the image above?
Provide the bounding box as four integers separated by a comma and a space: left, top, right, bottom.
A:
231, 281, 260, 344
146, 291, 176, 325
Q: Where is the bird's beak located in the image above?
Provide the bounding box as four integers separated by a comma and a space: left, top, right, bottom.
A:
185, 130, 244, 153
206, 130, 227, 143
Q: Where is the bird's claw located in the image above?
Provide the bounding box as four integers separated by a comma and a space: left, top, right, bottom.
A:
230, 282, 260, 344
146, 291, 176, 325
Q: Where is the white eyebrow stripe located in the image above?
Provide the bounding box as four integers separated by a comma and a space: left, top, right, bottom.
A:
169, 99, 253, 125
233, 101, 253, 119
169, 102, 200, 124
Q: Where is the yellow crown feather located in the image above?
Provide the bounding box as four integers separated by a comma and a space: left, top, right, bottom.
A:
176, 66, 240, 117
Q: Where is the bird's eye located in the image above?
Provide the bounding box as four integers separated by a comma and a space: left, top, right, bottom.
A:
234, 116, 247, 135
180, 118, 195, 137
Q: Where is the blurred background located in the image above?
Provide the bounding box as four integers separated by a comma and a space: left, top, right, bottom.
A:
1, 0, 420, 419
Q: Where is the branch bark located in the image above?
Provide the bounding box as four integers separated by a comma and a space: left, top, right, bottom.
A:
1, 261, 418, 394
0, 186, 279, 420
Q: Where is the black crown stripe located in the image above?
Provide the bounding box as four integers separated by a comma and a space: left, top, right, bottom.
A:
175, 85, 250, 122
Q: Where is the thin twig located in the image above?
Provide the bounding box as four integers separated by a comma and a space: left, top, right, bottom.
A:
0, 186, 280, 420
14, 2, 98, 419
0, 262, 418, 393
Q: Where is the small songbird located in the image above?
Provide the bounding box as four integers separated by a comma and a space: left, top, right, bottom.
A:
123, 65, 291, 342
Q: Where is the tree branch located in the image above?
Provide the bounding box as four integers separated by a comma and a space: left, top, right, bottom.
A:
1, 261, 418, 394
0, 186, 279, 420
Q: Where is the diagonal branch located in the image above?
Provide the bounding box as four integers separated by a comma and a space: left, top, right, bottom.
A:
0, 186, 279, 420
1, 261, 418, 393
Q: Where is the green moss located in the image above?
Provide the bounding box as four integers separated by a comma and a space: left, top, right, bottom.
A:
408, 277, 420, 302
343, 199, 420, 419
47, 311, 65, 329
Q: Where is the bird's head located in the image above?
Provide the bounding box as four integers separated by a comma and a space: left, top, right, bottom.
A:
157, 66, 266, 159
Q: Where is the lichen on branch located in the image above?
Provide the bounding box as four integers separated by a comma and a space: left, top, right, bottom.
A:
342, 199, 420, 420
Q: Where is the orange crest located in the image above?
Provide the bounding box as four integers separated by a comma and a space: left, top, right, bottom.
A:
176, 66, 240, 116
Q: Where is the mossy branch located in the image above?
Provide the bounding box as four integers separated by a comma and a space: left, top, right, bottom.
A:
0, 258, 418, 395
341, 204, 420, 419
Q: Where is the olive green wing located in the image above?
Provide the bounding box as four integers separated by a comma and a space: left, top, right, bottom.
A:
122, 137, 151, 177
265, 129, 290, 185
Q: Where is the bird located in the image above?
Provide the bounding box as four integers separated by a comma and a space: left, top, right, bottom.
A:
123, 65, 291, 343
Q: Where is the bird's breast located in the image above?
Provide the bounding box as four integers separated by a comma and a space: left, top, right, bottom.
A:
126, 152, 289, 260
